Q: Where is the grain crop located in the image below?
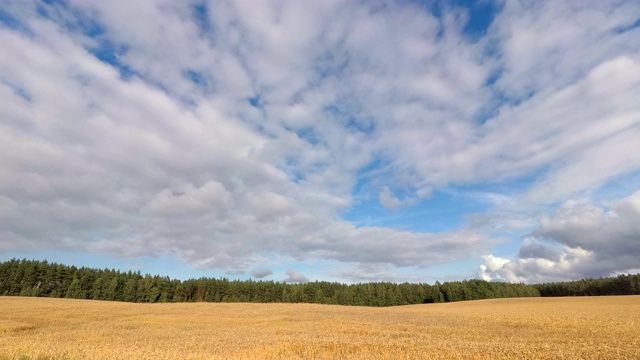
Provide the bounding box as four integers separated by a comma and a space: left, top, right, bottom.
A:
1, 296, 638, 359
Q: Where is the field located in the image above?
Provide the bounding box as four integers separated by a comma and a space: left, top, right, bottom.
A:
1, 296, 638, 359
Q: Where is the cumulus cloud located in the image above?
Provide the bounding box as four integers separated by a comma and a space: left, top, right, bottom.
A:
284, 269, 308, 284
480, 191, 640, 283
478, 247, 594, 284
252, 269, 273, 279
518, 242, 562, 262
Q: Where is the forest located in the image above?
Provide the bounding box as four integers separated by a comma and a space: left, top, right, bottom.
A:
0, 259, 638, 306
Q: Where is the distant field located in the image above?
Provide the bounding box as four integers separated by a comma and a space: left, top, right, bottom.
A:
1, 296, 638, 359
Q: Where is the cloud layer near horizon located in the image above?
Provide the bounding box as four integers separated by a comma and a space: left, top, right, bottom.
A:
1, 0, 639, 283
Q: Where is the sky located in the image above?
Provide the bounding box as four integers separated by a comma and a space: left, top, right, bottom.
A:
1, 0, 639, 285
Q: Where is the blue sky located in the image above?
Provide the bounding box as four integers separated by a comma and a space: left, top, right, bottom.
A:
1, 0, 640, 284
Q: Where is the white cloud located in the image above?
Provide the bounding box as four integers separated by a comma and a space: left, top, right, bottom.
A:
330, 263, 430, 284
225, 270, 244, 276
379, 187, 402, 210
480, 191, 640, 283
491, 1, 640, 99
533, 192, 640, 258
0, 0, 494, 270
141, 181, 231, 218
284, 269, 308, 284
370, 2, 640, 200
252, 269, 273, 279
1, 1, 640, 283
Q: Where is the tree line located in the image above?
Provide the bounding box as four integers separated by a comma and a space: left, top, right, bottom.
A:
535, 274, 640, 297
0, 258, 538, 306
1, 259, 638, 306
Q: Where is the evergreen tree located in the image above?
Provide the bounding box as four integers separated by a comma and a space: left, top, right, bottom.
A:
66, 277, 85, 299
123, 278, 138, 302
5, 258, 640, 307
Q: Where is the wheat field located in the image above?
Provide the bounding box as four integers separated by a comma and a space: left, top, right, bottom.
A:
1, 296, 638, 359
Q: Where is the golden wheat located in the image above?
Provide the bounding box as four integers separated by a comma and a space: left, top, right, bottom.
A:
1, 296, 638, 359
